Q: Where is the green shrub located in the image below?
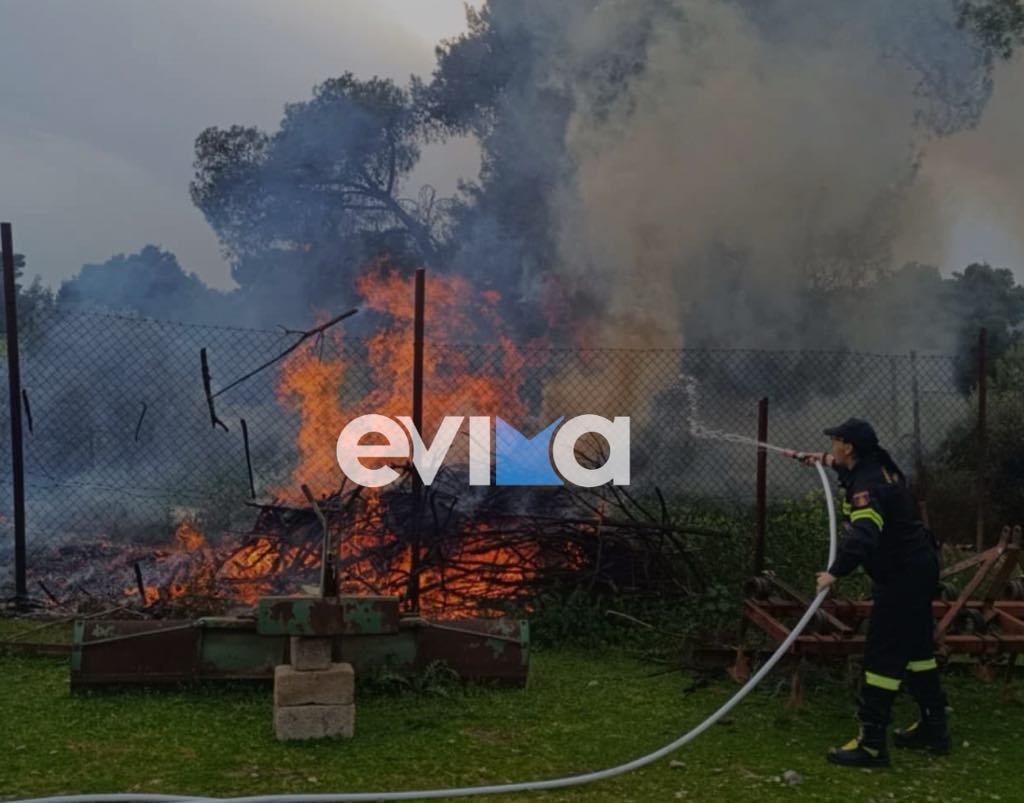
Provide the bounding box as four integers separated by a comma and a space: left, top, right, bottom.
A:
517, 492, 868, 651
931, 339, 1024, 538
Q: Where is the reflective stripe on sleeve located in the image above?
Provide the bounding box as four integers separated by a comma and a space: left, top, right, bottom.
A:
850, 507, 884, 529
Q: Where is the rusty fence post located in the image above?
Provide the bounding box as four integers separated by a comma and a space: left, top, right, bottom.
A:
407, 267, 426, 612
977, 327, 988, 552
240, 418, 256, 499
754, 397, 768, 576
2, 222, 28, 608
889, 355, 900, 446
731, 396, 768, 685
910, 351, 929, 528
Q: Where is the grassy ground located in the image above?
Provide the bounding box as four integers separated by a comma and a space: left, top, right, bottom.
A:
1, 627, 1021, 802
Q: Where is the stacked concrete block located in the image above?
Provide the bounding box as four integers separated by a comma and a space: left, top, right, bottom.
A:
257, 594, 402, 741
256, 596, 359, 741
274, 638, 355, 740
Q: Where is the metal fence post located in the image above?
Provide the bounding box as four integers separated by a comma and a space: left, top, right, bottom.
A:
753, 397, 768, 575
240, 418, 256, 499
407, 267, 426, 612
909, 351, 929, 528
1, 222, 28, 608
976, 327, 988, 552
889, 355, 900, 445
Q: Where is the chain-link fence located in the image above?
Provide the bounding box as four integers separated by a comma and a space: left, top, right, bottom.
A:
0, 304, 977, 605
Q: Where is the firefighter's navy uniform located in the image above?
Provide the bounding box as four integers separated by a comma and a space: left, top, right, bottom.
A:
820, 418, 951, 768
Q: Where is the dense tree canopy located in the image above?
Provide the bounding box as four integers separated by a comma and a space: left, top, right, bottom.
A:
190, 74, 439, 315
57, 246, 224, 323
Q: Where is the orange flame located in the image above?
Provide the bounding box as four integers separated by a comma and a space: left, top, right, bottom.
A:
174, 520, 206, 552
146, 262, 561, 616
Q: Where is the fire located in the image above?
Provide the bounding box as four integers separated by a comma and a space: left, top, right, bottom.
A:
266, 261, 544, 615
218, 534, 321, 604
174, 520, 205, 552
125, 262, 570, 617
271, 261, 532, 495
276, 331, 347, 497
121, 519, 215, 606
357, 265, 528, 425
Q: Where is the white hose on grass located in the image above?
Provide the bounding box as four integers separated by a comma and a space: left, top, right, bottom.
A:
8, 461, 836, 803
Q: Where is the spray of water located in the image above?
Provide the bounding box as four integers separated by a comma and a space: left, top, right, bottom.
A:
678, 374, 806, 459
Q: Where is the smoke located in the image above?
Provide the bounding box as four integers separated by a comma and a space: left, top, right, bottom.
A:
475, 0, 996, 349
897, 55, 1024, 273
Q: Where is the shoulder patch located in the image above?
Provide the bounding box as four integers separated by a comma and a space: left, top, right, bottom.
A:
852, 491, 871, 508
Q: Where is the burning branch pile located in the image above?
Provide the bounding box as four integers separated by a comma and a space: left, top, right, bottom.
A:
157, 468, 724, 617
10, 265, 726, 617
17, 466, 724, 619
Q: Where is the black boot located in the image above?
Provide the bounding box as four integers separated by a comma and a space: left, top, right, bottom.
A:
893, 670, 950, 754
827, 722, 891, 768
827, 684, 895, 768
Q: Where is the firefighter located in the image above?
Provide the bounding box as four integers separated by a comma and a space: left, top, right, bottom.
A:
800, 417, 950, 768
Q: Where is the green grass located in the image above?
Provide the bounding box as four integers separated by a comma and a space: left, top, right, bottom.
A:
0, 615, 75, 645
0, 645, 1021, 802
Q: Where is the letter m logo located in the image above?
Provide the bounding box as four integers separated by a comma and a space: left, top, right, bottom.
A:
494, 417, 563, 486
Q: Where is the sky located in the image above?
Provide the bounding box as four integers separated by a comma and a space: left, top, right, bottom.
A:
2, 0, 1024, 292
0, 0, 479, 291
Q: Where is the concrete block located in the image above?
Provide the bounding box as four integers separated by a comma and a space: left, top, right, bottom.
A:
289, 636, 332, 671
274, 662, 354, 707
274, 703, 355, 740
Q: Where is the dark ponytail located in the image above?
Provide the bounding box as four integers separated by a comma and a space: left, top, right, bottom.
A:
879, 447, 905, 483
859, 444, 905, 484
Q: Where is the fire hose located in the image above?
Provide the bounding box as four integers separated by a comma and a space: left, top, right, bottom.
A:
10, 461, 836, 803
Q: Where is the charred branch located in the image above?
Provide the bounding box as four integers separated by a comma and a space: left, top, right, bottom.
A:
211, 308, 357, 400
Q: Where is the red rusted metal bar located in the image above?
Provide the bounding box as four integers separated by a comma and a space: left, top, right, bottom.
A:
993, 609, 1024, 634
983, 535, 1020, 600
753, 397, 768, 575
407, 268, 426, 612
742, 599, 791, 642
761, 573, 851, 633
941, 541, 1006, 578
935, 552, 1000, 639
938, 525, 1012, 638
2, 222, 28, 608
749, 599, 1024, 619
740, 599, 1024, 658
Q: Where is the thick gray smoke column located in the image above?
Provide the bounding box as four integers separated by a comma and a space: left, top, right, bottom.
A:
898, 57, 1024, 274
544, 0, 991, 349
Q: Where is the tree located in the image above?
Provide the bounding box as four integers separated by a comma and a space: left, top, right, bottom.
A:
191, 73, 439, 305
57, 245, 224, 323
414, 1, 667, 338
932, 339, 1024, 536
948, 263, 1024, 392
957, 0, 1024, 59
0, 251, 55, 351
0, 249, 28, 289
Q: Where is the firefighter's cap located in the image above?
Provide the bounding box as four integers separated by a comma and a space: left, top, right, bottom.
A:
823, 417, 878, 450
